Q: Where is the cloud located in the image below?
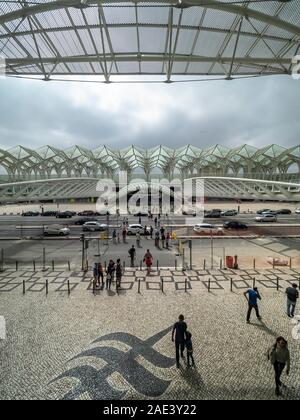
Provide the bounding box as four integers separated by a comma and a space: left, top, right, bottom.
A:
0, 75, 299, 152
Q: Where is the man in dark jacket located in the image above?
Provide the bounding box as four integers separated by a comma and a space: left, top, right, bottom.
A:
286, 284, 299, 318
172, 314, 187, 368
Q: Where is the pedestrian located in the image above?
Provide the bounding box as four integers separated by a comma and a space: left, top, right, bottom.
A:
160, 226, 165, 236
107, 259, 115, 282
154, 217, 158, 228
172, 314, 187, 369
97, 262, 104, 285
286, 283, 299, 318
155, 231, 160, 248
143, 250, 153, 275
122, 227, 127, 243
268, 337, 290, 397
129, 245, 136, 268
116, 259, 123, 289
144, 225, 148, 238
185, 331, 195, 368
136, 231, 141, 248
112, 229, 117, 244
117, 231, 121, 244
150, 225, 154, 239
106, 272, 112, 290
244, 287, 262, 324
161, 232, 166, 249
166, 232, 171, 249
139, 216, 142, 225
93, 263, 99, 288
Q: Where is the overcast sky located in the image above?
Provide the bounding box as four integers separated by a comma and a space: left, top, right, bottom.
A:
0, 75, 299, 151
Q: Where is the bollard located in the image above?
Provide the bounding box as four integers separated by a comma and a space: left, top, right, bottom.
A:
175, 259, 177, 271
0, 248, 4, 272
290, 258, 292, 269
46, 279, 48, 295
68, 280, 71, 295
16, 261, 18, 271
93, 280, 95, 296
68, 261, 71, 271
157, 260, 159, 272
298, 278, 300, 291
123, 261, 126, 269
220, 259, 222, 270
277, 277, 279, 291
33, 260, 36, 272
43, 247, 46, 271
208, 278, 211, 293
230, 278, 233, 293
105, 261, 107, 271
23, 280, 26, 295
140, 261, 142, 271
253, 258, 256, 270
138, 279, 141, 294
185, 278, 187, 293
161, 277, 164, 293
52, 260, 55, 271
253, 277, 256, 289
116, 280, 119, 294
273, 258, 275, 270
203, 259, 206, 270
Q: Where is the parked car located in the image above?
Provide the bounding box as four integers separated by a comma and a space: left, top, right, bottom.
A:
44, 225, 70, 236
223, 221, 248, 230
127, 224, 150, 235
221, 210, 238, 217
193, 223, 223, 235
295, 208, 300, 215
134, 212, 149, 217
56, 211, 74, 219
255, 214, 277, 222
205, 211, 221, 218
82, 222, 108, 232
262, 210, 278, 216
22, 211, 39, 217
74, 218, 98, 226
182, 208, 197, 217
78, 210, 95, 217
257, 209, 272, 215
276, 209, 292, 215
41, 211, 58, 217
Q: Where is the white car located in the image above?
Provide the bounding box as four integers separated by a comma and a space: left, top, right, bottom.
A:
193, 223, 223, 235
295, 209, 300, 215
83, 222, 108, 232
44, 225, 70, 236
255, 214, 277, 223
127, 224, 147, 235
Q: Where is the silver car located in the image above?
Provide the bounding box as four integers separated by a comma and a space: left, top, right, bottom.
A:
255, 214, 277, 223
44, 225, 71, 236
83, 221, 108, 232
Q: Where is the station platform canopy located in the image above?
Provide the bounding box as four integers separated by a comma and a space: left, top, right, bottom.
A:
0, 0, 299, 82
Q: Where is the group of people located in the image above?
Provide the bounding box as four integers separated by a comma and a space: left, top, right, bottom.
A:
244, 283, 299, 397
92, 259, 123, 291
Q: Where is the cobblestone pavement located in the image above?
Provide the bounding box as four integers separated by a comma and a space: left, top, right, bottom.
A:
0, 266, 300, 400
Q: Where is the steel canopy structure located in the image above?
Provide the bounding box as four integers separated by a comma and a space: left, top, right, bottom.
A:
0, 0, 299, 81
1, 144, 300, 182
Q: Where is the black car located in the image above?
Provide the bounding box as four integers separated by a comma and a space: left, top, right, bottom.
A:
134, 212, 149, 217
41, 211, 58, 217
223, 221, 248, 230
205, 211, 221, 218
56, 211, 73, 219
22, 211, 39, 217
78, 211, 95, 217
74, 218, 98, 226
276, 209, 292, 215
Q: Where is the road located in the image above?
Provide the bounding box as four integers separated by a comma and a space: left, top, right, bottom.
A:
0, 213, 300, 239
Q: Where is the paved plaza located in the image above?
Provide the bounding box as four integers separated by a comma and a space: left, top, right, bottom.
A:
0, 265, 300, 400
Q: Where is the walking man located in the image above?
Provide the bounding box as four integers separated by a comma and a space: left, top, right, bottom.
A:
97, 262, 104, 286
244, 287, 262, 324
268, 337, 290, 397
150, 225, 154, 239
107, 259, 116, 283
286, 283, 299, 318
116, 259, 123, 289
129, 245, 136, 268
172, 314, 187, 369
